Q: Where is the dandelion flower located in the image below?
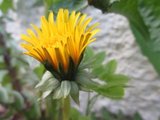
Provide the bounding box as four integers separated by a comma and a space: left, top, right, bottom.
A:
21, 9, 99, 81
21, 9, 100, 101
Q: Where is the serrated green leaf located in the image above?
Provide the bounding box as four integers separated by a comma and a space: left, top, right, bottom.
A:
84, 47, 95, 61
107, 74, 129, 84
79, 47, 95, 69
80, 50, 106, 70
95, 85, 124, 99
76, 78, 98, 90
12, 91, 25, 110
100, 74, 129, 85
92, 65, 105, 76
70, 82, 79, 104
105, 59, 117, 74
61, 81, 71, 98
93, 51, 106, 65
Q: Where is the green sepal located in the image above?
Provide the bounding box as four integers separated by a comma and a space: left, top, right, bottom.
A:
70, 82, 79, 105
52, 86, 63, 99
61, 81, 71, 98
41, 90, 52, 99
36, 71, 60, 99
53, 81, 71, 99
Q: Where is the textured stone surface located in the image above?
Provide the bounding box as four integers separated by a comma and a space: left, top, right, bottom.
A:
4, 3, 160, 120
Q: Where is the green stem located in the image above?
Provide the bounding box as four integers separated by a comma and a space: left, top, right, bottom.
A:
85, 92, 90, 116
62, 96, 70, 120
46, 97, 58, 120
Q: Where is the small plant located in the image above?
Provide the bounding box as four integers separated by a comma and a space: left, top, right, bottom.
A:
21, 8, 129, 120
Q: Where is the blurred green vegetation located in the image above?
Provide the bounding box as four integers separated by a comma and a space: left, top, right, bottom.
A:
1, 0, 159, 120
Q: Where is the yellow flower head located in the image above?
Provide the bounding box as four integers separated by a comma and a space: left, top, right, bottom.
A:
21, 9, 99, 81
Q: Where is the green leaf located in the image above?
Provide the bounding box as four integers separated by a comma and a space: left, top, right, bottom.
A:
100, 74, 129, 85
105, 59, 117, 74
70, 108, 80, 120
92, 65, 105, 76
0, 0, 13, 13
133, 112, 143, 120
84, 47, 95, 61
0, 62, 6, 69
0, 87, 9, 103
79, 85, 91, 92
76, 70, 99, 90
12, 91, 25, 110
33, 64, 45, 79
80, 49, 106, 69
88, 0, 110, 13
48, 0, 87, 14
93, 51, 106, 65
25, 99, 41, 119
101, 108, 113, 120
138, 0, 160, 52
70, 108, 91, 120
95, 85, 124, 99
1, 73, 11, 86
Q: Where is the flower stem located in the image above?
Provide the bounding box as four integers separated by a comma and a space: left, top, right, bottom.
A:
62, 96, 70, 120
85, 92, 91, 116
